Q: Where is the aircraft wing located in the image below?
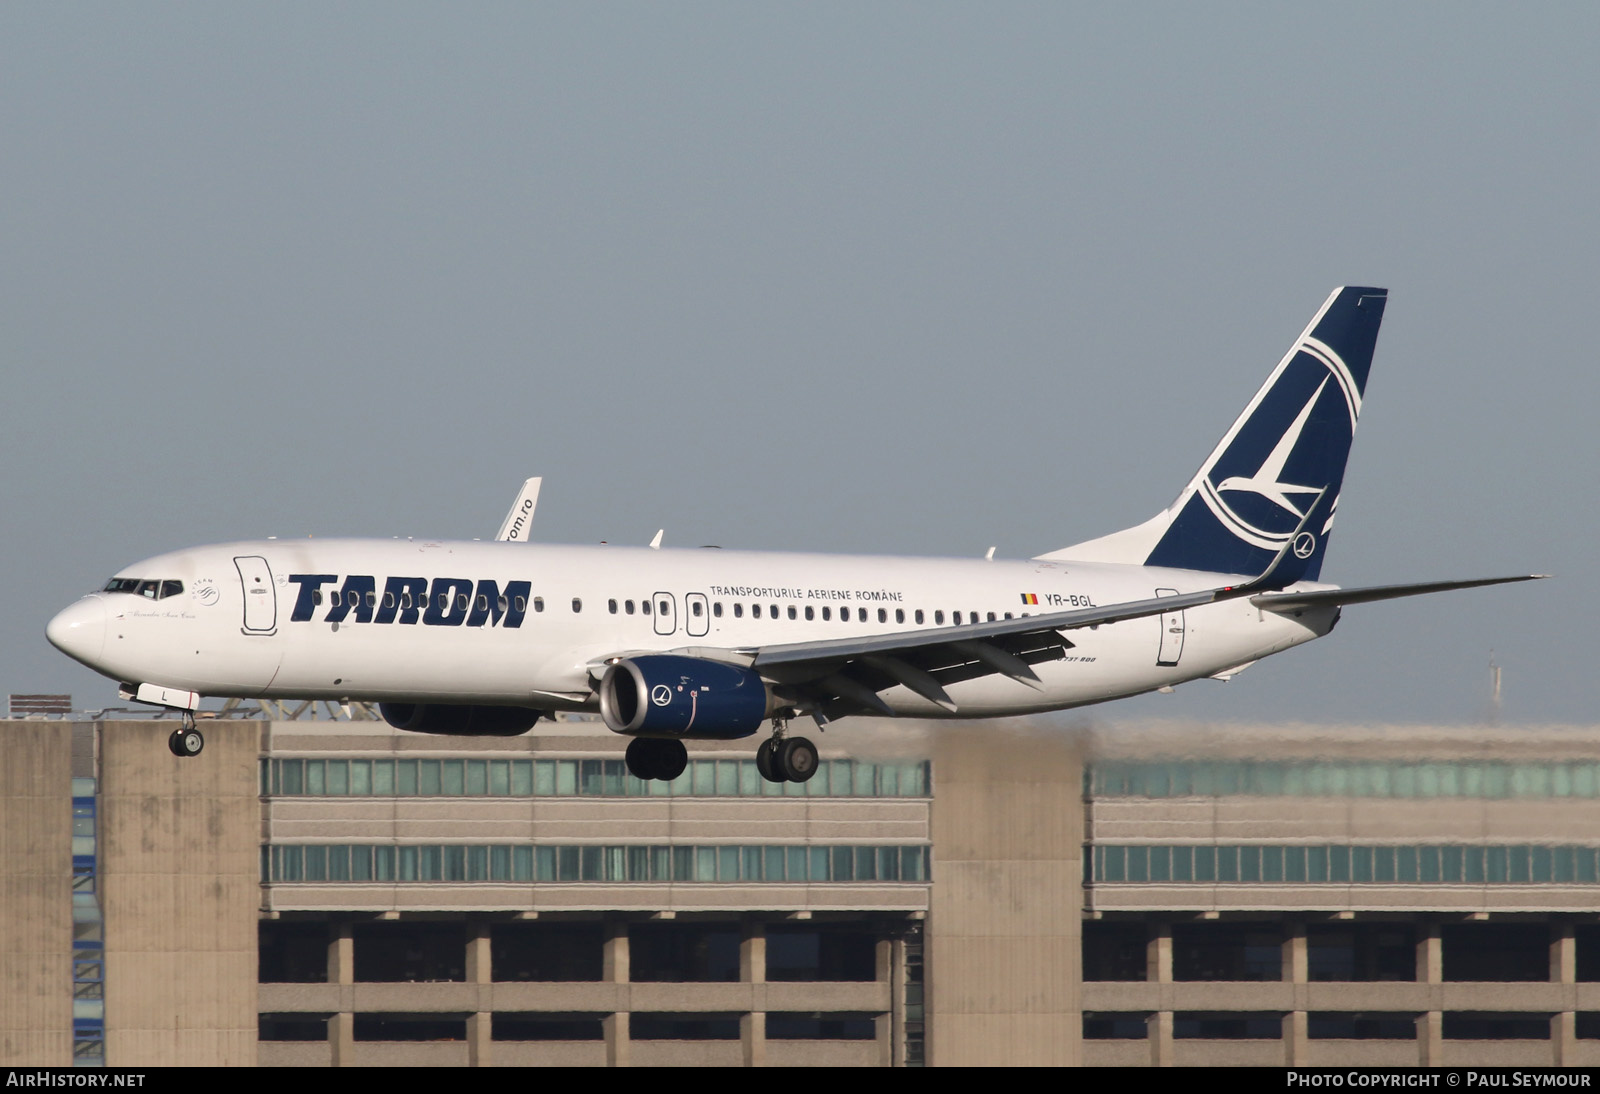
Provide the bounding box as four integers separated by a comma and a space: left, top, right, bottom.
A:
734, 580, 1261, 718
1251, 574, 1548, 612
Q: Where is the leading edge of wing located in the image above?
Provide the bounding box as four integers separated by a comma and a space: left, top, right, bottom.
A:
1251, 574, 1549, 613
747, 486, 1334, 670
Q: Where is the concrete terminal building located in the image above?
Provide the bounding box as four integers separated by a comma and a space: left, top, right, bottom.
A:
6, 711, 1600, 1067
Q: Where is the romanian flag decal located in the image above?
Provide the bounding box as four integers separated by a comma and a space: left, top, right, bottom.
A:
1020, 593, 1039, 605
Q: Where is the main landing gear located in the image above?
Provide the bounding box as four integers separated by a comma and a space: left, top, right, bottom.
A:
625, 737, 688, 782
167, 712, 204, 758
756, 724, 818, 784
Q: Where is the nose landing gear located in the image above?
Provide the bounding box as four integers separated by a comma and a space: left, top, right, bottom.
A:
167, 712, 204, 758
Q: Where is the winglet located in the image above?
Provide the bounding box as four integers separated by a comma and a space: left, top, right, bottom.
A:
495, 477, 542, 542
1233, 487, 1333, 594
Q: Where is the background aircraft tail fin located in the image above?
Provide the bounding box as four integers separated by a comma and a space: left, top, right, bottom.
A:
1037, 286, 1387, 580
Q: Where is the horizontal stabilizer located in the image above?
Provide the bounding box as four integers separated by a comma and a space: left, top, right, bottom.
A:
1252, 574, 1548, 612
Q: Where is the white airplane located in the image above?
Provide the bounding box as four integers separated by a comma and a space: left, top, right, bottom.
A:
47, 287, 1542, 780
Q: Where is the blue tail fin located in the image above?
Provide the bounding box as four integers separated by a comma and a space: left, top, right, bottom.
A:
1040, 287, 1388, 580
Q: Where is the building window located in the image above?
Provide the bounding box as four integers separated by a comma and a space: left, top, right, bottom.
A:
491, 924, 603, 982
766, 926, 878, 982
1083, 1013, 1150, 1040
1172, 924, 1282, 982
630, 1014, 741, 1040
1442, 1013, 1553, 1040
492, 1014, 604, 1041
351, 923, 466, 983
1173, 1013, 1285, 1039
1442, 924, 1550, 982
630, 924, 741, 982
766, 1013, 877, 1040
1307, 1013, 1418, 1040
1082, 923, 1148, 982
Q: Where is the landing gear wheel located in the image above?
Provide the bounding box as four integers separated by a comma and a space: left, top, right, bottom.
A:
756, 738, 788, 783
168, 727, 204, 757
779, 736, 818, 783
625, 738, 659, 781
625, 738, 689, 782
656, 739, 687, 781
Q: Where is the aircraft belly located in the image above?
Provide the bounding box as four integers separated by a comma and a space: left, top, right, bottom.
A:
270, 624, 535, 703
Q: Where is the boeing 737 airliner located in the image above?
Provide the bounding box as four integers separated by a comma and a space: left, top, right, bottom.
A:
46, 288, 1542, 781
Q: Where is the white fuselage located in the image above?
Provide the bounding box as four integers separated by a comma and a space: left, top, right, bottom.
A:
47, 538, 1336, 721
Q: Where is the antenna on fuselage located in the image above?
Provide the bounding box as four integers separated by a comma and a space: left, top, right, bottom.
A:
985, 546, 996, 561
649, 529, 664, 550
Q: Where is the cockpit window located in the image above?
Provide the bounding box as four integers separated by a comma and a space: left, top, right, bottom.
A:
103, 577, 185, 599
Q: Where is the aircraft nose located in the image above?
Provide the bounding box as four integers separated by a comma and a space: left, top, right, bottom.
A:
47, 596, 107, 667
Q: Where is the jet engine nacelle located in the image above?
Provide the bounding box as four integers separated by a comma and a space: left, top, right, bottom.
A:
378, 702, 542, 737
598, 655, 770, 739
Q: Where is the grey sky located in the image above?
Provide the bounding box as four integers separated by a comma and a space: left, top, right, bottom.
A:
2, 4, 1593, 724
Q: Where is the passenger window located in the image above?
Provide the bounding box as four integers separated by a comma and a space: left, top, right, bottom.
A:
952, 611, 961, 625
313, 591, 324, 607
1004, 612, 1012, 620
515, 596, 527, 612
533, 597, 545, 613
915, 610, 924, 624
477, 595, 489, 612
331, 591, 344, 608
935, 610, 944, 624
787, 606, 797, 620
692, 602, 703, 617
987, 612, 996, 622
770, 604, 779, 619
384, 592, 396, 609
659, 600, 670, 615
497, 596, 508, 612
752, 604, 761, 619
626, 600, 635, 615
608, 599, 618, 614
400, 592, 411, 609
822, 606, 831, 621
369, 591, 379, 608
877, 608, 887, 623
457, 594, 469, 612
572, 598, 583, 613
804, 606, 814, 621
895, 609, 905, 624
713, 602, 723, 618
642, 600, 651, 615
857, 608, 867, 622
733, 603, 743, 618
